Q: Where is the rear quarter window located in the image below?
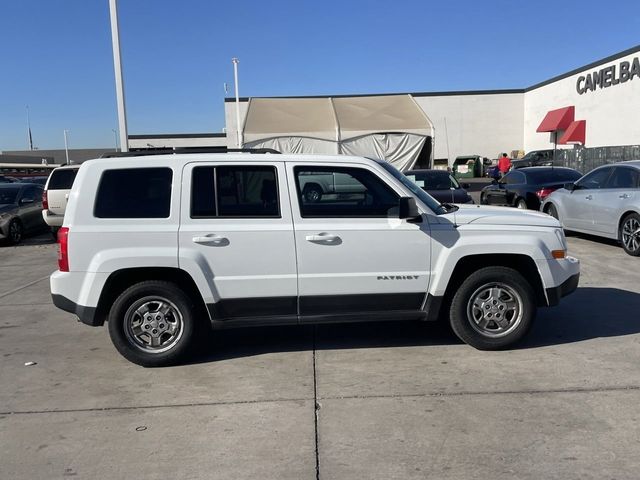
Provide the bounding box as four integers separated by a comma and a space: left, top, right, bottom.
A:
48, 169, 78, 189
94, 168, 173, 218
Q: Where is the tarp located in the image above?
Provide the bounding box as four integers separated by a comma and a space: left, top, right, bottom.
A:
242, 95, 434, 170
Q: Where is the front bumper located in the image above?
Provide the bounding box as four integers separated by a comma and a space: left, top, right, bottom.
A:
545, 272, 580, 307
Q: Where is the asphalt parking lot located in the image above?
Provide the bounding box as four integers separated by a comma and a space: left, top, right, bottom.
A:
1, 230, 640, 479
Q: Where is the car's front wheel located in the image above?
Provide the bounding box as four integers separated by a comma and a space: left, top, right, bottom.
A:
8, 219, 23, 245
515, 198, 528, 210
449, 266, 536, 350
108, 281, 197, 367
620, 213, 640, 256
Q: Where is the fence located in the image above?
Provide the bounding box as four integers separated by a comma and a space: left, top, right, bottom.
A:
557, 145, 640, 173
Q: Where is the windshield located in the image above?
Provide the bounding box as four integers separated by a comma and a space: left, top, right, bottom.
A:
406, 171, 461, 190
0, 187, 19, 205
377, 162, 447, 214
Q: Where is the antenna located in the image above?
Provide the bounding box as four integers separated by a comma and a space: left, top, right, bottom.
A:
450, 186, 458, 228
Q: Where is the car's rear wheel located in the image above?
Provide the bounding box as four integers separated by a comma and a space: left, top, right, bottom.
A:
108, 281, 196, 367
516, 198, 528, 210
620, 213, 640, 256
8, 219, 23, 245
546, 204, 559, 220
480, 193, 488, 205
449, 266, 536, 350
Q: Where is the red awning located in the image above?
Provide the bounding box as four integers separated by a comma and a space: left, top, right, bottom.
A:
536, 106, 575, 132
558, 120, 586, 145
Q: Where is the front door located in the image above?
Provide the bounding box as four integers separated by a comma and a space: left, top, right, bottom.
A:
564, 166, 614, 232
178, 161, 298, 322
286, 162, 432, 320
591, 166, 640, 235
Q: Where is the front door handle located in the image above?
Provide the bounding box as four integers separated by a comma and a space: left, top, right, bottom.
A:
619, 193, 630, 199
585, 195, 593, 200
192, 234, 229, 246
305, 233, 341, 244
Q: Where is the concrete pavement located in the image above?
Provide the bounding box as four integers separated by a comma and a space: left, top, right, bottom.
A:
1, 231, 639, 479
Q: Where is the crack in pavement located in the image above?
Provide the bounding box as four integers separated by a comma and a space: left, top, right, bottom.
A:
0, 275, 49, 299
2, 384, 638, 416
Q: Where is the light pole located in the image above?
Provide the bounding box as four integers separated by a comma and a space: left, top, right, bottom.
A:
112, 129, 119, 151
63, 130, 70, 164
232, 57, 242, 148
109, 0, 129, 152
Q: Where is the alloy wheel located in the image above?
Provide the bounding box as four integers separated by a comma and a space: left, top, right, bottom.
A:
622, 217, 640, 253
466, 282, 524, 338
123, 296, 184, 354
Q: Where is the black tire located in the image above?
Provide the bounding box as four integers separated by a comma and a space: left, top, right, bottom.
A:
8, 219, 23, 245
515, 198, 528, 210
480, 193, 488, 205
546, 204, 559, 220
303, 184, 323, 203
51, 227, 59, 241
108, 281, 197, 367
619, 212, 640, 256
449, 266, 536, 350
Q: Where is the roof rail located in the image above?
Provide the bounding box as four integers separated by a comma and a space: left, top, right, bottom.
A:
100, 147, 281, 158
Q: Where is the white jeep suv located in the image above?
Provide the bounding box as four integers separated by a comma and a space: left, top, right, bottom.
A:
50, 153, 580, 366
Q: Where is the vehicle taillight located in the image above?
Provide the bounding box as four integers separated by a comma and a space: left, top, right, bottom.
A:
536, 187, 556, 200
58, 227, 69, 272
42, 190, 48, 210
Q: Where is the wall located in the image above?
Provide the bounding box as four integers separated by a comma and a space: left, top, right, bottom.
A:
413, 93, 523, 163
524, 49, 640, 152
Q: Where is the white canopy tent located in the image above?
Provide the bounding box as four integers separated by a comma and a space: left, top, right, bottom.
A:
242, 95, 434, 171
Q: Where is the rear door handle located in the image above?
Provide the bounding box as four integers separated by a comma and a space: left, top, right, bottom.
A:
619, 193, 630, 199
585, 195, 593, 200
192, 234, 229, 246
305, 233, 341, 244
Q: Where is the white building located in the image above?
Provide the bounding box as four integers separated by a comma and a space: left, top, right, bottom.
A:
131, 45, 640, 167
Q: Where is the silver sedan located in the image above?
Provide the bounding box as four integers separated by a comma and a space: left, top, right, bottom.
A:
0, 183, 46, 245
541, 161, 640, 256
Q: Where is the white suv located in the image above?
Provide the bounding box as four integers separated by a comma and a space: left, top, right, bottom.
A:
50, 153, 580, 366
42, 165, 80, 236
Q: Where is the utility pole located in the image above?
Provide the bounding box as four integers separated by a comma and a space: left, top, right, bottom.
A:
232, 57, 242, 148
109, 0, 129, 152
112, 129, 119, 151
63, 130, 70, 164
26, 105, 34, 150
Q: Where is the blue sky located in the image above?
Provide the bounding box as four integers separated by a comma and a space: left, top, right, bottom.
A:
1, 0, 638, 151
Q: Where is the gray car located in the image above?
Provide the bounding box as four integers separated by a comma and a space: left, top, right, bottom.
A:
0, 183, 46, 245
541, 161, 640, 256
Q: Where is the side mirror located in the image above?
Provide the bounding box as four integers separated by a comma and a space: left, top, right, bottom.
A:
399, 197, 421, 221
461, 183, 470, 189
20, 198, 34, 205
564, 182, 576, 191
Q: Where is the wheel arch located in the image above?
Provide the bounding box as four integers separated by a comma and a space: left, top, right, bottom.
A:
94, 267, 209, 326
443, 254, 547, 308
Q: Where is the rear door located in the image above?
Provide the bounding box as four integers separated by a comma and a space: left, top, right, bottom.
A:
178, 161, 298, 323
287, 161, 431, 320
46, 168, 77, 216
591, 166, 640, 236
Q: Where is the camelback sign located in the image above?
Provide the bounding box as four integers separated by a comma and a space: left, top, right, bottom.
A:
576, 57, 640, 94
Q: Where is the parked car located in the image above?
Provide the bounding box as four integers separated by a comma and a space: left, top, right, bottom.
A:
0, 183, 46, 244
481, 167, 582, 210
541, 161, 640, 256
42, 165, 79, 237
50, 152, 579, 366
405, 169, 474, 204
297, 170, 366, 202
0, 175, 19, 183
20, 176, 49, 185
511, 149, 555, 169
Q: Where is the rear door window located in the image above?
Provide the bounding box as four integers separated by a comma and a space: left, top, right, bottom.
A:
48, 169, 77, 189
94, 168, 172, 218
190, 165, 279, 218
605, 167, 640, 189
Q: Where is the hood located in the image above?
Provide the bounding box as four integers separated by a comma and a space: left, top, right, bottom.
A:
438, 204, 560, 227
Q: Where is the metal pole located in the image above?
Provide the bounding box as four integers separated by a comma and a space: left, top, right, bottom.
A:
112, 129, 119, 151
63, 130, 70, 164
109, 0, 129, 152
26, 105, 33, 150
232, 57, 241, 148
